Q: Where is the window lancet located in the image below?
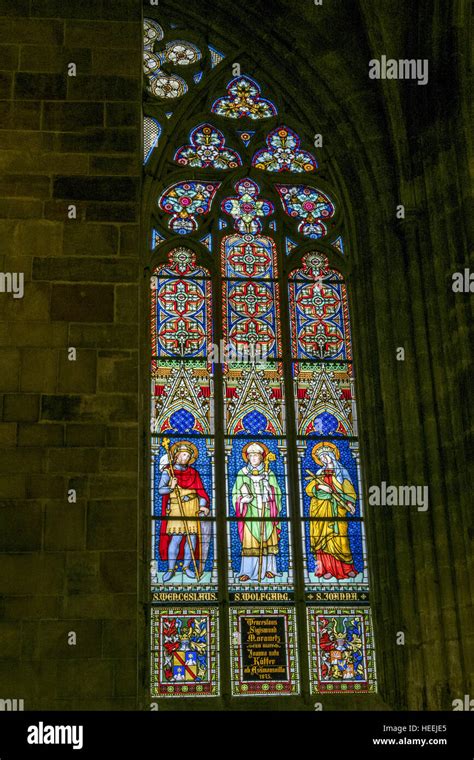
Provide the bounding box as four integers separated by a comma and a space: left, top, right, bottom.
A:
145, 17, 377, 700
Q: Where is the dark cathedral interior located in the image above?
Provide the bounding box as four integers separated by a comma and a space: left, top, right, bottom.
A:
0, 0, 471, 729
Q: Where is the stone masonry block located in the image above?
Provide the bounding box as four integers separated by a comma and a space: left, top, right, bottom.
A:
0, 554, 65, 595
19, 46, 92, 74
17, 423, 64, 447
65, 21, 140, 49
100, 551, 136, 593
33, 256, 136, 282
58, 349, 97, 393
15, 72, 66, 99
62, 223, 118, 256
42, 101, 103, 131
0, 622, 21, 659
36, 620, 103, 659
97, 353, 137, 393
44, 502, 86, 551
53, 175, 139, 202
3, 393, 40, 422
0, 501, 42, 552
65, 423, 105, 447
86, 500, 136, 550
0, 348, 20, 391
1, 19, 64, 45
41, 394, 81, 421
20, 348, 58, 393
67, 75, 140, 101
51, 284, 114, 322
102, 619, 136, 658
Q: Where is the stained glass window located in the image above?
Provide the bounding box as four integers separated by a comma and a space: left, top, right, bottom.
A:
145, 13, 376, 702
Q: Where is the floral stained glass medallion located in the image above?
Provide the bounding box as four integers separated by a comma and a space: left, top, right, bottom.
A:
276, 185, 335, 238
253, 126, 318, 173
212, 76, 278, 119
158, 181, 221, 234
175, 123, 242, 169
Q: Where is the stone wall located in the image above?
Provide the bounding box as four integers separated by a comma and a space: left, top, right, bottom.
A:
0, 0, 142, 710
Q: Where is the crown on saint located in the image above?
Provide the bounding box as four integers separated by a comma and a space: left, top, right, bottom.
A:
312, 441, 340, 462
169, 440, 198, 463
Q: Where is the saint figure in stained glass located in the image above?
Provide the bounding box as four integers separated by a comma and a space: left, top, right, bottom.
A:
232, 442, 282, 582
158, 440, 211, 581
305, 441, 358, 580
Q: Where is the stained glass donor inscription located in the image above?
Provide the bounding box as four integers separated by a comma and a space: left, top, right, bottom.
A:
230, 608, 299, 695
146, 34, 376, 699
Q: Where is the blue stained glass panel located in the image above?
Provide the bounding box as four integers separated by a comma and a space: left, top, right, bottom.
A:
289, 278, 351, 360
223, 234, 276, 280
299, 438, 363, 518
224, 282, 280, 360
225, 437, 289, 517
302, 519, 368, 590
227, 520, 293, 591
152, 276, 211, 358
151, 438, 214, 517
293, 362, 355, 438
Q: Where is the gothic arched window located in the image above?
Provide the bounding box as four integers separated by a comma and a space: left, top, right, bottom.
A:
144, 14, 377, 703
